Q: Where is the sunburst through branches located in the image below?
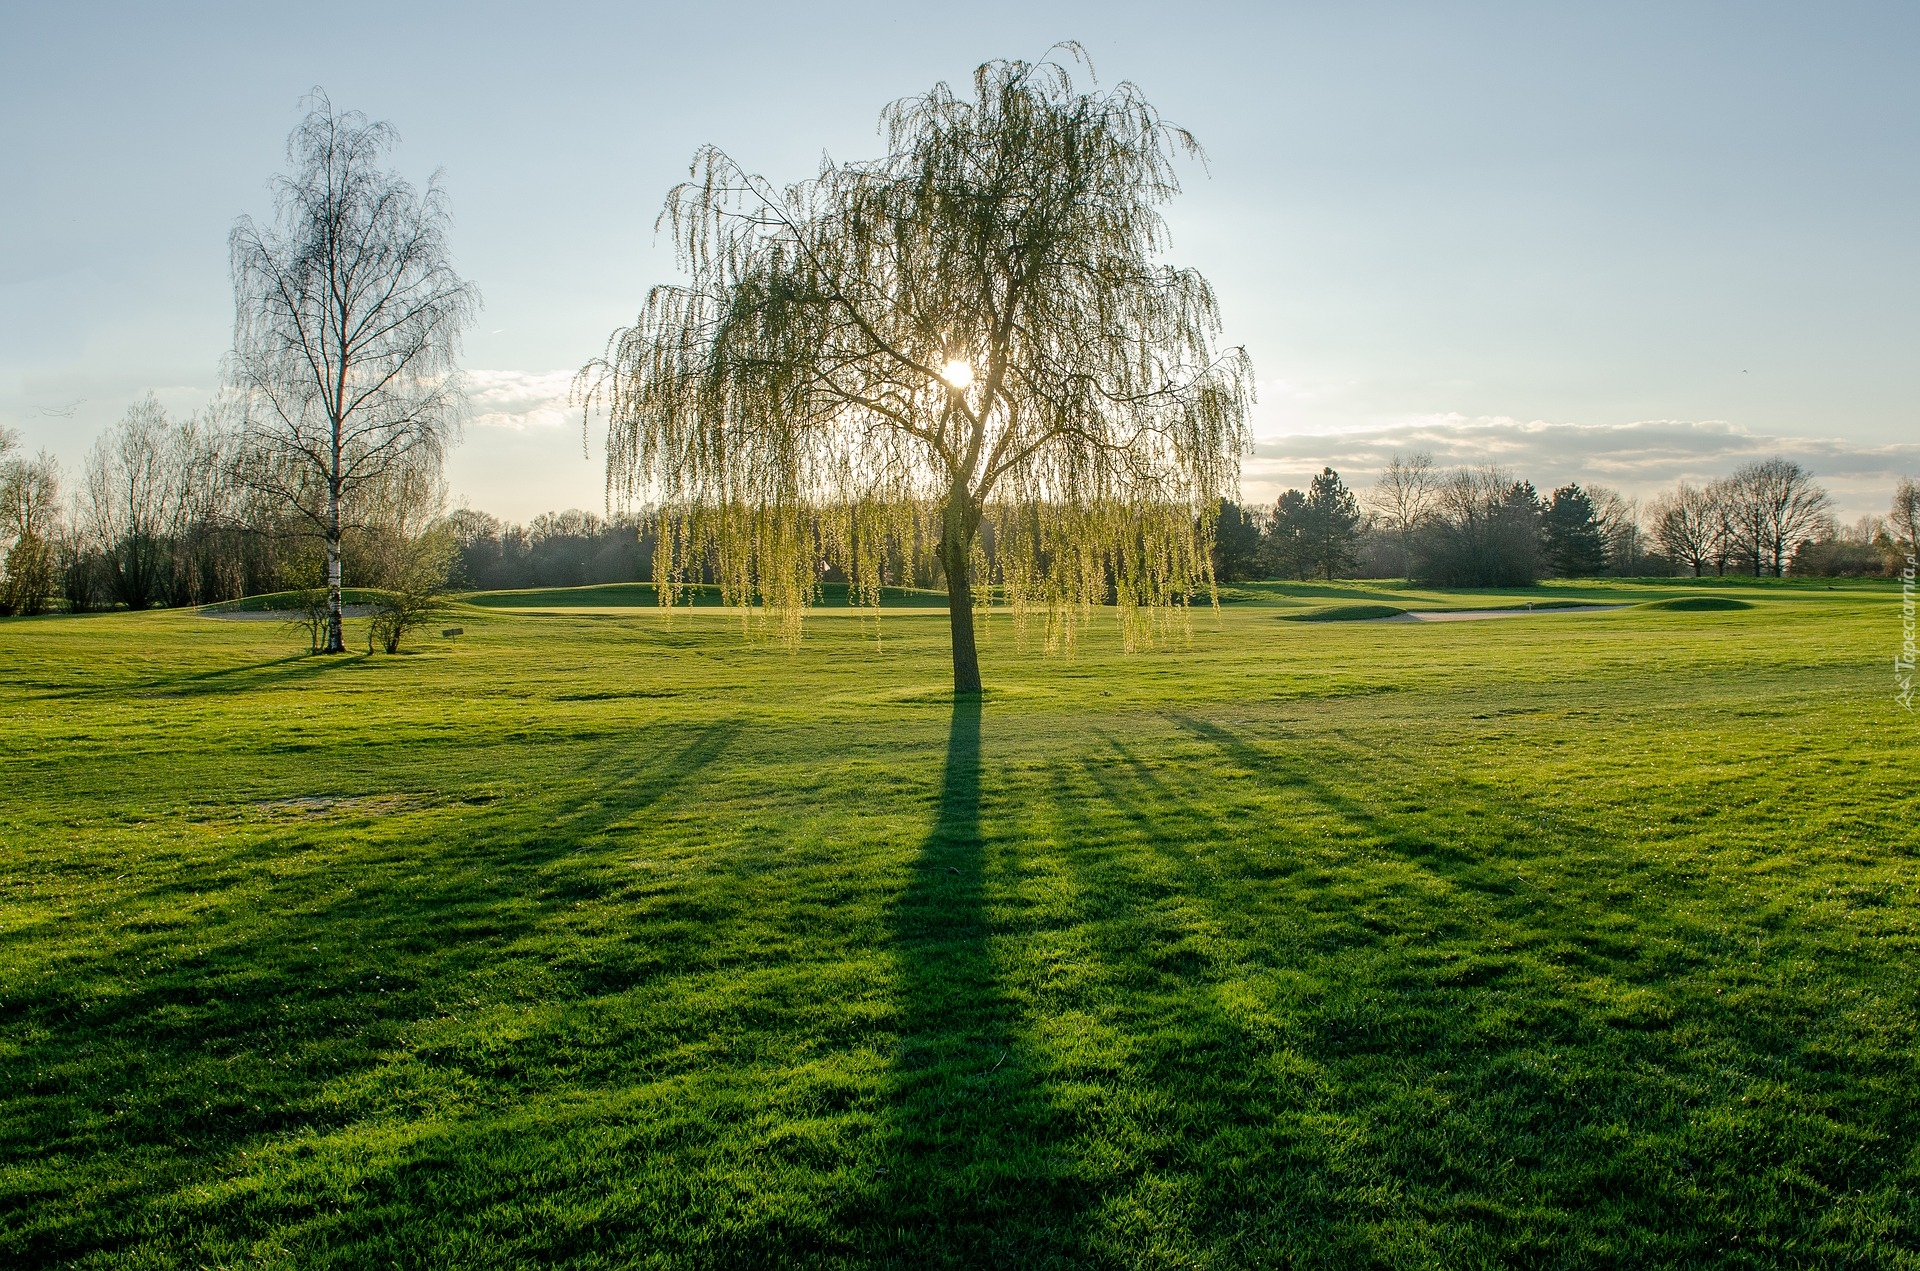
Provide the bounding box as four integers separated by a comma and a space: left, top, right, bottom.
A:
578, 45, 1253, 691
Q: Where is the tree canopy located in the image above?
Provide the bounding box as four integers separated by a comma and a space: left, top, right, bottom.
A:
1542, 483, 1608, 578
581, 48, 1252, 691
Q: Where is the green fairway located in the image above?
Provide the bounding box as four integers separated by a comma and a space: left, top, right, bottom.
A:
2, 579, 1915, 1268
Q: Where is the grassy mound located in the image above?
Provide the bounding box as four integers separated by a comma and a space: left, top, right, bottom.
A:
1637, 595, 1754, 612
463, 582, 685, 608
1278, 602, 1406, 622
200, 588, 384, 613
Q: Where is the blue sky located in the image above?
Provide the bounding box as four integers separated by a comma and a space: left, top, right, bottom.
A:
3, 1, 1914, 520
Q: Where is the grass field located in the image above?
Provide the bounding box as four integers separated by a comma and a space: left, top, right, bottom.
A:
2, 579, 1916, 1268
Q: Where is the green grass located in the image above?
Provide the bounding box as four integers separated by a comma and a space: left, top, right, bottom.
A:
3, 578, 1916, 1268
1276, 602, 1407, 622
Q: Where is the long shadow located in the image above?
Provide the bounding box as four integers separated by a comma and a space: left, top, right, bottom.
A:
0, 721, 744, 1268
26, 651, 368, 703
1169, 711, 1571, 898
871, 696, 1089, 1267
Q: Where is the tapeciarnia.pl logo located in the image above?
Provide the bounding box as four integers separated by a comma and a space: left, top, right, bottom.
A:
1899, 554, 1916, 712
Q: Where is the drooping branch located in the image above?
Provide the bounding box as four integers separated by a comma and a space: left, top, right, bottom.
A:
581, 48, 1252, 671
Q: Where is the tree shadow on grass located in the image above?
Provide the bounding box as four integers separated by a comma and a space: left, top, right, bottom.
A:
0, 722, 744, 1268
1028, 726, 1667, 1264
1137, 711, 1915, 1265
28, 650, 371, 703
870, 695, 1092, 1268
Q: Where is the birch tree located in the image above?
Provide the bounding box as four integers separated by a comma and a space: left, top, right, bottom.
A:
581, 49, 1251, 693
229, 92, 477, 652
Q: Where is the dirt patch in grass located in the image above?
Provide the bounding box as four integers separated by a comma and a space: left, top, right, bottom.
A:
253, 794, 440, 817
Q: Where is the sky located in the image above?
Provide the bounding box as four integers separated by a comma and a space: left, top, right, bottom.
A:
3, 0, 1914, 523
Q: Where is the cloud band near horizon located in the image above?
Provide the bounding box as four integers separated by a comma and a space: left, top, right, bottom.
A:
458, 370, 1913, 523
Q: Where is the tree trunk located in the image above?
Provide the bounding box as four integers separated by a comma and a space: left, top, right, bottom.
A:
938, 490, 983, 697
324, 478, 345, 653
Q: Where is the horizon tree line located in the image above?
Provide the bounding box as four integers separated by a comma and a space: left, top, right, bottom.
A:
1207, 455, 1906, 587
5, 421, 1912, 617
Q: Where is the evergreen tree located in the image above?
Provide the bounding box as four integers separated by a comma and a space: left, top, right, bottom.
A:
1211, 499, 1266, 582
1263, 489, 1311, 580
1542, 483, 1608, 578
1300, 467, 1363, 581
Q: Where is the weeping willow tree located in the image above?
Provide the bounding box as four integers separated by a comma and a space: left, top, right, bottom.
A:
580, 48, 1252, 693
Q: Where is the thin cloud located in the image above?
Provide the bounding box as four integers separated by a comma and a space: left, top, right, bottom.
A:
465, 369, 578, 431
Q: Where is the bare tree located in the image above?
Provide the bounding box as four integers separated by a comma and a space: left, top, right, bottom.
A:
1587, 486, 1643, 575
0, 427, 17, 579
1649, 482, 1720, 577
81, 396, 185, 610
229, 91, 478, 653
168, 406, 249, 606
581, 49, 1251, 693
1723, 457, 1832, 577
1704, 476, 1741, 575
1417, 466, 1542, 587
1720, 468, 1769, 576
0, 442, 61, 616
1891, 476, 1920, 556
1368, 451, 1438, 583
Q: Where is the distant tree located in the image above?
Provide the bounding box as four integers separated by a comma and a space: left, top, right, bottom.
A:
1299, 467, 1363, 581
1368, 451, 1437, 582
1542, 484, 1608, 577
1649, 483, 1719, 577
1587, 486, 1653, 575
1262, 489, 1311, 580
229, 91, 478, 654
1891, 475, 1920, 556
81, 397, 183, 610
450, 507, 653, 591
1415, 467, 1541, 587
1789, 537, 1885, 578
1722, 458, 1831, 577
1211, 499, 1266, 582
1704, 477, 1741, 575
0, 440, 61, 616
75, 396, 263, 610
580, 50, 1251, 692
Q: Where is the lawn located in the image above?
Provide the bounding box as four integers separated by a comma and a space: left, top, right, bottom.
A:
1, 579, 1915, 1268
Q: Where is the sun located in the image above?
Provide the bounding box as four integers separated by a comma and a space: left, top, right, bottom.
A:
940, 358, 974, 390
